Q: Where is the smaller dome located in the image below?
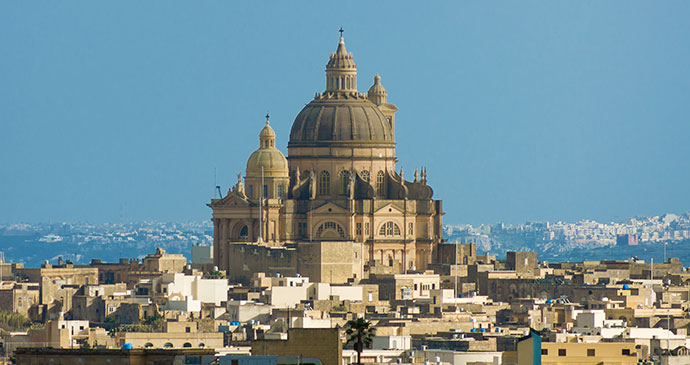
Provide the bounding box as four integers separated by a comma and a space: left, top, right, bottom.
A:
246, 149, 288, 177
246, 117, 288, 178
367, 74, 387, 105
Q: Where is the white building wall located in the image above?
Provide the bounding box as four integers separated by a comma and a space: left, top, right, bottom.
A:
576, 310, 605, 328
269, 286, 308, 308
226, 301, 272, 323
422, 350, 503, 365
372, 335, 411, 350
330, 286, 363, 301
192, 277, 228, 306
155, 273, 228, 306
292, 316, 331, 328
308, 283, 331, 301
164, 297, 201, 313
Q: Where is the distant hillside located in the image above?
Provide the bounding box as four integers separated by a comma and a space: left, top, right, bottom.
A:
0, 222, 211, 267
445, 213, 690, 265
1, 215, 688, 268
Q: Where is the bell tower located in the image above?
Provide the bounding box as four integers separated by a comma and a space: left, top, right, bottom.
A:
368, 74, 399, 138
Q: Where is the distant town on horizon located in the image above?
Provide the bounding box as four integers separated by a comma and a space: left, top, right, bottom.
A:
1, 211, 688, 268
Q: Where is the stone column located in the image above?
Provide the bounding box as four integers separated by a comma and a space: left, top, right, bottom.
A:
213, 219, 220, 268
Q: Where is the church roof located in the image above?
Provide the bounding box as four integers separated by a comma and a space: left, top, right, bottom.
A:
326, 36, 356, 70
288, 34, 394, 147
288, 97, 394, 147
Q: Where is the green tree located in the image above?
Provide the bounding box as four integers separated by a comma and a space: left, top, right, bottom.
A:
204, 270, 226, 279
107, 314, 165, 336
0, 310, 31, 331
345, 318, 375, 365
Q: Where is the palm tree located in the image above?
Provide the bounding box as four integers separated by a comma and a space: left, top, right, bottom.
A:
345, 317, 376, 365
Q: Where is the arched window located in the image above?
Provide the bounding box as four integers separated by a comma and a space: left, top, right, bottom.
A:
183, 342, 192, 348
199, 343, 205, 348
376, 171, 385, 195
361, 170, 370, 183
163, 342, 173, 348
318, 171, 330, 195
338, 170, 350, 195
277, 184, 284, 199
316, 222, 345, 238
144, 343, 153, 348
379, 222, 401, 237
239, 225, 249, 238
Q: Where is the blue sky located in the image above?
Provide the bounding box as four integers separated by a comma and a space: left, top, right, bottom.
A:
1, 2, 689, 225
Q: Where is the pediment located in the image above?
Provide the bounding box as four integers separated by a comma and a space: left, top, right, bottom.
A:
311, 201, 348, 215
211, 191, 249, 208
374, 202, 404, 215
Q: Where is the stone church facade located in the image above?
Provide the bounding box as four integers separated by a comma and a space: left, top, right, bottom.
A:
209, 35, 444, 283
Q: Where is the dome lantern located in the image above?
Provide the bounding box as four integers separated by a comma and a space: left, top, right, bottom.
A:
259, 113, 276, 149
325, 30, 357, 93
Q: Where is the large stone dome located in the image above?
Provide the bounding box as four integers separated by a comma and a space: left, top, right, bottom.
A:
288, 95, 394, 147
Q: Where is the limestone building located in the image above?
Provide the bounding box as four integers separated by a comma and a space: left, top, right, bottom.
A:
209, 34, 444, 283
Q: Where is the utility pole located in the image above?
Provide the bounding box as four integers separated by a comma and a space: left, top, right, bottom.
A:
664, 242, 667, 263
651, 258, 654, 309
259, 166, 264, 243
454, 242, 458, 300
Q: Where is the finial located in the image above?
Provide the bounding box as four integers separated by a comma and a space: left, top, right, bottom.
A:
265, 113, 270, 125
339, 27, 344, 38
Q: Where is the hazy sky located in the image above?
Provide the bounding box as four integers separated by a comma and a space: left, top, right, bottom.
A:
1, 2, 689, 225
